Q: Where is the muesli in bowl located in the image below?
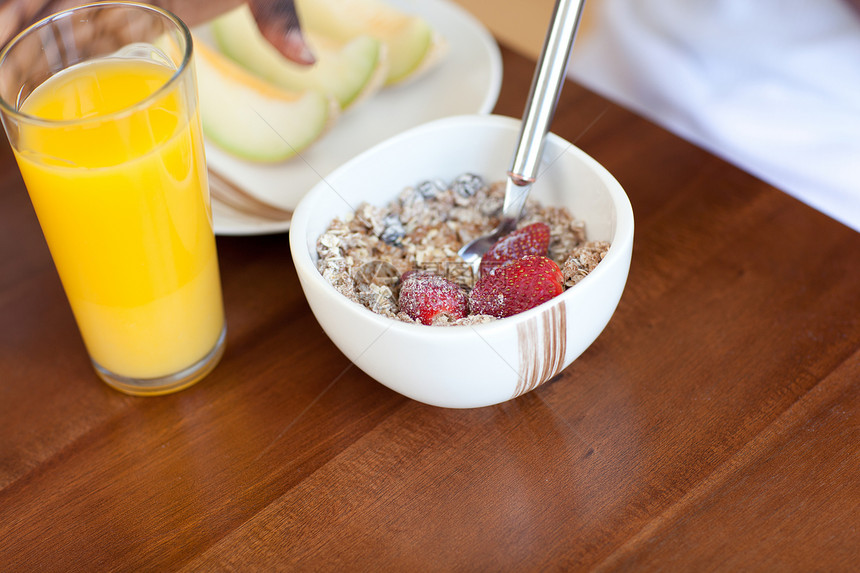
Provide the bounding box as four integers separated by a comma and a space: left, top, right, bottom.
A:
289, 114, 633, 408
316, 173, 610, 325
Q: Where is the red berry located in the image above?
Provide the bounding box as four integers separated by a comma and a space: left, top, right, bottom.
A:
469, 255, 564, 318
398, 271, 468, 325
480, 222, 551, 277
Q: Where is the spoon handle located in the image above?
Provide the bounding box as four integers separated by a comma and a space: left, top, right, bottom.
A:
503, 0, 585, 217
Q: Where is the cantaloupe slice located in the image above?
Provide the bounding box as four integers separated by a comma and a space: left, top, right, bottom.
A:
194, 39, 338, 163
294, 0, 444, 86
211, 5, 386, 110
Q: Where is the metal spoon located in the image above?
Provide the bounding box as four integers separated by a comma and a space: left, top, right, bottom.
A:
458, 0, 586, 270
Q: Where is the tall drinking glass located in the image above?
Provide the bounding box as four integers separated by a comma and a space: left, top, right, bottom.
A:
0, 3, 226, 395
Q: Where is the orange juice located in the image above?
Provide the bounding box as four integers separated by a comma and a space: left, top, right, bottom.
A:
14, 57, 225, 383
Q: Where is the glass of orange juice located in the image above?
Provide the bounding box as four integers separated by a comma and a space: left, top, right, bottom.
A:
0, 3, 226, 395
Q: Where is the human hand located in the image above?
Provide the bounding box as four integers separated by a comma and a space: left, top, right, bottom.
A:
0, 0, 313, 64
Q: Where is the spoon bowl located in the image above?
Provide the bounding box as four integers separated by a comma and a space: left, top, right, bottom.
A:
457, 205, 517, 270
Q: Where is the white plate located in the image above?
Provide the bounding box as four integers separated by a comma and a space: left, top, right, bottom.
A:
203, 0, 503, 236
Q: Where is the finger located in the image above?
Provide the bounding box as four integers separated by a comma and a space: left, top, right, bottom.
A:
247, 0, 315, 65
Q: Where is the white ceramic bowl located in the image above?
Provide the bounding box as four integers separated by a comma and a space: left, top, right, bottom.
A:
289, 115, 633, 408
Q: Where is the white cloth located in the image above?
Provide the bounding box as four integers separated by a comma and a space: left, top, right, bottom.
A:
568, 0, 860, 232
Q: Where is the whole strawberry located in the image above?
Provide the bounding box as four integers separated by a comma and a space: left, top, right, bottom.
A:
398, 271, 468, 325
469, 255, 564, 318
479, 222, 551, 276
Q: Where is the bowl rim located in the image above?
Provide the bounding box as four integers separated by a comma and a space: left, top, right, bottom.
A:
289, 113, 634, 337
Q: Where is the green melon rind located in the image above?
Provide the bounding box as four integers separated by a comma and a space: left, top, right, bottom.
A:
378, 17, 433, 85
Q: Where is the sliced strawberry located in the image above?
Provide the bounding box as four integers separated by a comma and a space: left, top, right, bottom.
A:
398, 271, 468, 325
469, 255, 564, 318
479, 222, 551, 276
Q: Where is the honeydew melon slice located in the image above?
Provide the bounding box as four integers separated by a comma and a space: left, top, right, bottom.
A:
211, 5, 386, 110
294, 0, 444, 86
194, 39, 338, 163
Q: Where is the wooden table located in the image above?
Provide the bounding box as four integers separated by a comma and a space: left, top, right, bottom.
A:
2, 38, 859, 571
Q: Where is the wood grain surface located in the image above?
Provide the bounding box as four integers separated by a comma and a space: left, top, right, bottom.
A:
1, 44, 858, 572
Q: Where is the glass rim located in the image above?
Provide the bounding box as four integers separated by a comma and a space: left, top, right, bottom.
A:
0, 1, 193, 127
